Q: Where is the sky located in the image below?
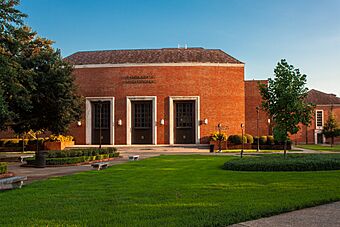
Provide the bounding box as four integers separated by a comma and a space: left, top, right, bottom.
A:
19, 0, 340, 96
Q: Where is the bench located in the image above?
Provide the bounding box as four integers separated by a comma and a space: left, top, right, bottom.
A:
128, 155, 140, 161
91, 162, 110, 170
19, 155, 34, 163
0, 176, 27, 190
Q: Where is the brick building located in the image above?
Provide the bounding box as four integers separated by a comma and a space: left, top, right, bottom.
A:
291, 89, 340, 145
64, 47, 269, 145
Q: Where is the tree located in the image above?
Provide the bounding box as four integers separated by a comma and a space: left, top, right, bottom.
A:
259, 59, 315, 157
322, 111, 340, 147
0, 0, 82, 135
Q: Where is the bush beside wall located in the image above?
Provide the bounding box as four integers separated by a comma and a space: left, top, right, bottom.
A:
0, 162, 7, 174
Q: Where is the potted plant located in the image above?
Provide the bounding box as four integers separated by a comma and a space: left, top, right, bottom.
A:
44, 135, 75, 150
209, 132, 227, 152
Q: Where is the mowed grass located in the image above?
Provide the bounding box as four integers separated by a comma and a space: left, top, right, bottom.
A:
297, 144, 340, 152
1, 155, 340, 226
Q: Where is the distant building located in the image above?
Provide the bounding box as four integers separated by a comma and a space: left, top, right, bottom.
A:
291, 89, 340, 145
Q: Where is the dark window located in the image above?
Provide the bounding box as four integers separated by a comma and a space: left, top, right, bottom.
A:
316, 110, 323, 127
176, 102, 193, 128
134, 102, 151, 128
94, 102, 110, 129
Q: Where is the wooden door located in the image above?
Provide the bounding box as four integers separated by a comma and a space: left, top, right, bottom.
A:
92, 101, 110, 145
174, 101, 195, 144
132, 101, 152, 144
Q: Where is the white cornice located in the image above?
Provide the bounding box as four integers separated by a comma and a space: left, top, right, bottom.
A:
73, 62, 244, 69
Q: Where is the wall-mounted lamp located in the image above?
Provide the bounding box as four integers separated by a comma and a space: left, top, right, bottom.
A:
203, 119, 208, 125
160, 119, 165, 125
117, 119, 122, 126
77, 121, 82, 127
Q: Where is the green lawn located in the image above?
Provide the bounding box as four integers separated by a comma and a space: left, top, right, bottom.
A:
1, 155, 340, 226
297, 144, 340, 152
220, 149, 298, 153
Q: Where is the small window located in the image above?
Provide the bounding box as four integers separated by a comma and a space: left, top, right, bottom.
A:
316, 110, 323, 127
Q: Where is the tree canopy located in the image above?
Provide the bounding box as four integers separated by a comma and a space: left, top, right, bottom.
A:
259, 59, 315, 156
0, 0, 82, 135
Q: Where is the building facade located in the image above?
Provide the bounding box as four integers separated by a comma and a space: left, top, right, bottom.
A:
66, 48, 254, 145
291, 89, 340, 145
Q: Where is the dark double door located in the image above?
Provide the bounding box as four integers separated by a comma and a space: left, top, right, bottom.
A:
174, 101, 195, 144
132, 101, 153, 144
92, 101, 111, 145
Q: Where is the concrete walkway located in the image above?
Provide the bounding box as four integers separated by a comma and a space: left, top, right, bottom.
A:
230, 201, 340, 227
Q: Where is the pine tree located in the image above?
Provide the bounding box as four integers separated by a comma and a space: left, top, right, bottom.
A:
322, 112, 340, 147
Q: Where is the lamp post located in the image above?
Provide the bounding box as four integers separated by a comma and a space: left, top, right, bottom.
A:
241, 123, 245, 158
256, 106, 260, 152
267, 118, 271, 135
98, 101, 103, 149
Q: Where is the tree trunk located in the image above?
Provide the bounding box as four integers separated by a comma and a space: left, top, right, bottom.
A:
331, 137, 334, 147
284, 140, 287, 158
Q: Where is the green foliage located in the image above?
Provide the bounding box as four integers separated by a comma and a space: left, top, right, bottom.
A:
227, 135, 244, 144
48, 134, 74, 142
0, 162, 7, 174
25, 149, 119, 165
267, 135, 275, 145
245, 134, 253, 144
45, 148, 118, 158
259, 136, 267, 145
259, 59, 315, 155
322, 112, 340, 146
209, 132, 227, 141
0, 0, 83, 134
224, 154, 340, 171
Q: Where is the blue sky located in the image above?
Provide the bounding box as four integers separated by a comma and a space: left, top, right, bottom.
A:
19, 0, 340, 96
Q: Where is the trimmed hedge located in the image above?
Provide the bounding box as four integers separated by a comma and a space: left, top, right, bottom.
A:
245, 134, 254, 144
46, 147, 117, 158
0, 162, 7, 174
223, 154, 340, 171
25, 148, 120, 165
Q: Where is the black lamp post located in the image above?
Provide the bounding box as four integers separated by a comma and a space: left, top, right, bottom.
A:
241, 123, 245, 158
256, 106, 260, 152
98, 101, 103, 149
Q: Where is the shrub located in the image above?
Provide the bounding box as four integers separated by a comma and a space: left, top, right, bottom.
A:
252, 136, 259, 145
0, 162, 7, 174
259, 136, 267, 145
223, 154, 340, 171
245, 134, 254, 144
48, 134, 74, 142
267, 136, 274, 145
45, 148, 118, 158
210, 132, 227, 142
227, 135, 244, 145
0, 139, 20, 147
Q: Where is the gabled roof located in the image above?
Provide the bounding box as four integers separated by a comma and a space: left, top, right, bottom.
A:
64, 48, 243, 65
306, 89, 340, 105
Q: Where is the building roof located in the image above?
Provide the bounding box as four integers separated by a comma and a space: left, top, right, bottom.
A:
65, 48, 243, 65
306, 89, 340, 105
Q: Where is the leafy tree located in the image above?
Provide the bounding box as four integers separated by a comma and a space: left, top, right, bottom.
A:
259, 59, 315, 157
322, 112, 340, 147
0, 0, 82, 135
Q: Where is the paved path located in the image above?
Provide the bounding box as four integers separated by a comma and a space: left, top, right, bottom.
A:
230, 201, 340, 227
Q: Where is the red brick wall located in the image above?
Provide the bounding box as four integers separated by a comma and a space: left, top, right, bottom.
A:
68, 65, 245, 145
291, 105, 340, 144
244, 80, 270, 137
